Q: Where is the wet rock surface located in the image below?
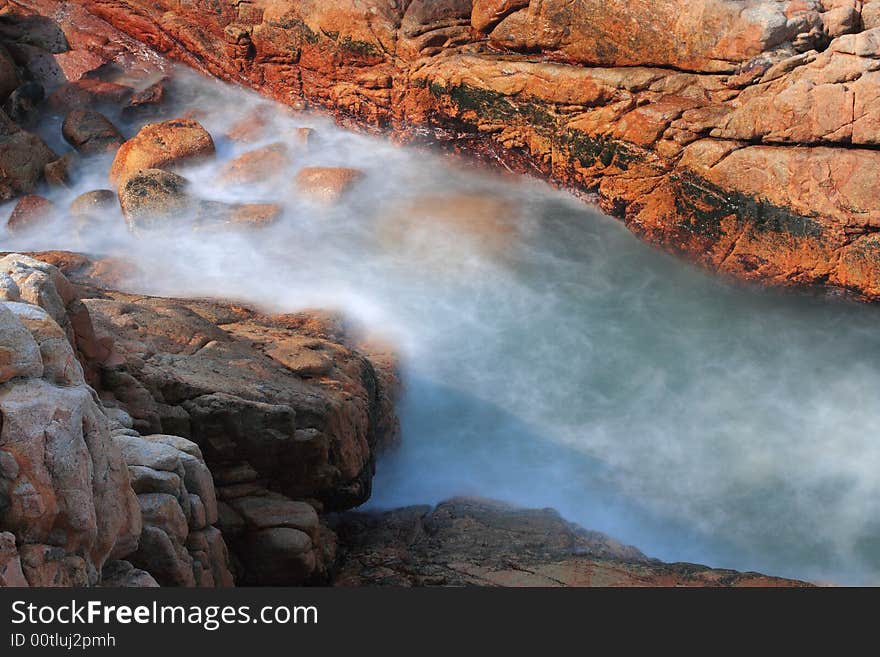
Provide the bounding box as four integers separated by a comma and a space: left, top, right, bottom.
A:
295, 166, 364, 205
62, 109, 123, 154
63, 0, 880, 301
6, 194, 55, 233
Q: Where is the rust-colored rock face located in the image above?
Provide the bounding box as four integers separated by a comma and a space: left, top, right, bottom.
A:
70, 0, 880, 301
486, 0, 827, 72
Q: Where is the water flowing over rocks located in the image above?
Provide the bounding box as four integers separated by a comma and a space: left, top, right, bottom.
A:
53, 0, 880, 301
0, 0, 842, 587
218, 142, 291, 186
0, 249, 809, 586
295, 167, 365, 205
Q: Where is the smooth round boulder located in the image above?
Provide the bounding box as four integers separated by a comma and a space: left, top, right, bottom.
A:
295, 166, 364, 205
218, 143, 290, 185
6, 195, 57, 234
109, 118, 216, 186
117, 169, 192, 231
69, 189, 118, 219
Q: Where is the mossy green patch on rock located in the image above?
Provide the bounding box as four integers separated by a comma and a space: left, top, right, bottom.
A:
673, 173, 824, 240
556, 129, 640, 171
337, 36, 380, 58
269, 17, 319, 45
428, 82, 556, 131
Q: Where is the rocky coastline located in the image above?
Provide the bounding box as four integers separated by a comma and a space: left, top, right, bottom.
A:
0, 0, 856, 587
0, 249, 810, 587
39, 0, 880, 301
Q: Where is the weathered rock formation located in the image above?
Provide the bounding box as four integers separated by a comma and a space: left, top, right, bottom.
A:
0, 254, 142, 586
0, 247, 404, 586
114, 430, 233, 587
109, 118, 215, 185
0, 251, 401, 586
0, 255, 238, 588
61, 0, 880, 300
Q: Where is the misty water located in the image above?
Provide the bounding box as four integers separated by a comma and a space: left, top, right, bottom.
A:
5, 67, 880, 585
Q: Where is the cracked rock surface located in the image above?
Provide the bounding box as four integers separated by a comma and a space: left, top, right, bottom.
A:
60, 0, 880, 299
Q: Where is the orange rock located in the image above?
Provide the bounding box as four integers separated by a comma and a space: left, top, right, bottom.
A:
195, 201, 283, 229
225, 106, 272, 142
295, 166, 364, 204
6, 195, 57, 233
217, 143, 290, 185
398, 0, 474, 58
471, 0, 529, 32
54, 0, 880, 299
487, 0, 824, 73
53, 49, 107, 81
109, 118, 216, 185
